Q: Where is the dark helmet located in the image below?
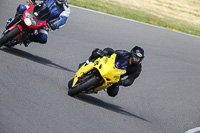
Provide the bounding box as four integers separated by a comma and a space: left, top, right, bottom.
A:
56, 0, 66, 4
103, 47, 114, 57
129, 46, 145, 65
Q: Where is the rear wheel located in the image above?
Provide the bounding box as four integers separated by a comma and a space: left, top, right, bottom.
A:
0, 27, 21, 48
68, 76, 98, 96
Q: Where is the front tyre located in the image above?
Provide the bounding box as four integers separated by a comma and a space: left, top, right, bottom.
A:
68, 78, 74, 89
0, 27, 21, 48
68, 76, 98, 96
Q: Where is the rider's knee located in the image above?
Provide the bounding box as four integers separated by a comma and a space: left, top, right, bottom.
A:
107, 85, 119, 97
40, 40, 47, 44
107, 92, 118, 97
36, 28, 48, 44
39, 35, 48, 44
34, 33, 48, 44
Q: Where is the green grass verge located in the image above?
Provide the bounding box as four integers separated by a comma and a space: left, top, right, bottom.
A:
68, 0, 200, 37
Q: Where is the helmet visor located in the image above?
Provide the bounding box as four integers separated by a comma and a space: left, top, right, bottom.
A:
132, 55, 140, 62
130, 54, 140, 65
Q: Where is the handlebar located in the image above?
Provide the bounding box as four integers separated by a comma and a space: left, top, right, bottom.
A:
46, 20, 56, 31
29, 0, 37, 5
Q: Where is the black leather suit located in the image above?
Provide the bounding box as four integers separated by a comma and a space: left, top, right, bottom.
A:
89, 48, 142, 97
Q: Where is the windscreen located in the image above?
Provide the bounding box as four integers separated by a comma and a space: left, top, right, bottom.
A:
115, 55, 128, 69
33, 3, 50, 20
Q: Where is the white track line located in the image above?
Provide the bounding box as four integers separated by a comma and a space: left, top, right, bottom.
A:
70, 4, 200, 39
185, 127, 200, 133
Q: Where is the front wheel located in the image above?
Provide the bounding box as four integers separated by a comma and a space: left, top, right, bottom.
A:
68, 78, 74, 89
68, 76, 98, 96
0, 27, 21, 48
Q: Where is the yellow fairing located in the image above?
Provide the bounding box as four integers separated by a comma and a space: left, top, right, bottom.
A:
72, 62, 94, 87
72, 54, 126, 93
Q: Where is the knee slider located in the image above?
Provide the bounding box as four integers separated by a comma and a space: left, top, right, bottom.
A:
38, 33, 48, 44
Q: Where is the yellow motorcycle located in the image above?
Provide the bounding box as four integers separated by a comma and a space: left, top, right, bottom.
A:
68, 53, 128, 96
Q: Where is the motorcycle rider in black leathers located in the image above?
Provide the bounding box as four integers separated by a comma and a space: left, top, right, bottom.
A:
81, 46, 145, 97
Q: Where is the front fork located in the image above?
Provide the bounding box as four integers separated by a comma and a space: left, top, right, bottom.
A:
6, 14, 23, 30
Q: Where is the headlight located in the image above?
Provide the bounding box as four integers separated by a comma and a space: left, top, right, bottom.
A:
24, 18, 32, 26
24, 13, 36, 26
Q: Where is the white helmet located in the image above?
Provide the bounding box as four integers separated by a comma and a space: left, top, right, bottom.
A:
56, 0, 66, 4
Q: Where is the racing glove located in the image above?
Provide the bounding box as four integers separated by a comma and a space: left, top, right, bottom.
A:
50, 24, 56, 30
29, 0, 36, 5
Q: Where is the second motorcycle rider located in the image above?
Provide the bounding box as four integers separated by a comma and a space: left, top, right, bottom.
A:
7, 0, 71, 46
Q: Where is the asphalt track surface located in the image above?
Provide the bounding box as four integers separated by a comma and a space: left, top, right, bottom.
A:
1, 1, 200, 133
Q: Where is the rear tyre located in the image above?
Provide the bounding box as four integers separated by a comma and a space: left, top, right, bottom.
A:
0, 27, 21, 48
68, 76, 98, 96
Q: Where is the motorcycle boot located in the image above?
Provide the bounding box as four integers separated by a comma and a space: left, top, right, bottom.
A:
23, 40, 31, 47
